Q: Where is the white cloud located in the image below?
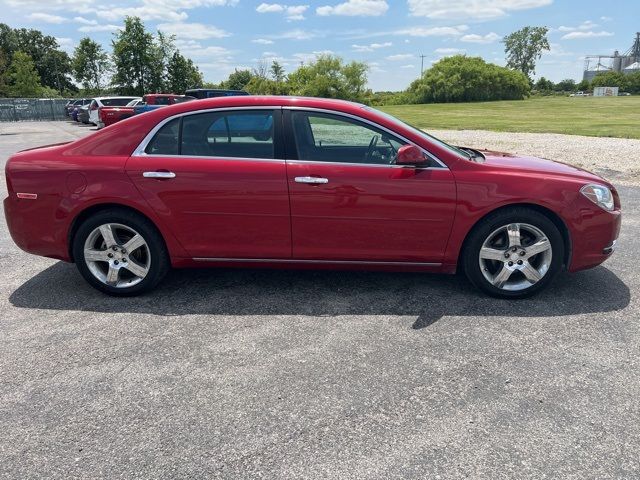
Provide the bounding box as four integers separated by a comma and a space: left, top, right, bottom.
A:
351, 41, 392, 52
460, 32, 501, 43
600, 16, 612, 22
253, 38, 275, 44
88, 0, 237, 23
27, 12, 67, 23
175, 39, 233, 60
394, 25, 468, 37
386, 53, 413, 61
256, 3, 309, 20
317, 0, 388, 17
256, 2, 285, 12
78, 24, 122, 32
293, 50, 334, 63
562, 30, 614, 40
157, 22, 230, 40
557, 20, 598, 32
96, 6, 187, 22
407, 0, 551, 20
400, 64, 415, 69
435, 47, 465, 54
74, 16, 97, 25
273, 29, 317, 40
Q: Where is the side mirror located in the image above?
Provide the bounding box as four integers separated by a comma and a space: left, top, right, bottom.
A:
396, 144, 427, 166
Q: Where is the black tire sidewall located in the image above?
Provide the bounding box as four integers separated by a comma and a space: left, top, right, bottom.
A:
72, 209, 169, 296
463, 208, 564, 299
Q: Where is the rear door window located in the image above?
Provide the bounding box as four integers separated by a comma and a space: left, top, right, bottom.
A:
145, 118, 180, 155
181, 110, 274, 159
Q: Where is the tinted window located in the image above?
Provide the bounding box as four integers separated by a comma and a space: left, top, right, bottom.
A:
145, 118, 180, 155
181, 110, 274, 159
154, 97, 172, 105
102, 98, 136, 106
291, 111, 405, 165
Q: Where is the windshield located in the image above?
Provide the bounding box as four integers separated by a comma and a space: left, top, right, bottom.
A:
363, 106, 471, 160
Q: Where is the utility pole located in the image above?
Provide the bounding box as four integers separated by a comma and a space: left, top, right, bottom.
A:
419, 54, 426, 76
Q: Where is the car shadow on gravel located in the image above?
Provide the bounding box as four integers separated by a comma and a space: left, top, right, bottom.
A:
9, 263, 631, 329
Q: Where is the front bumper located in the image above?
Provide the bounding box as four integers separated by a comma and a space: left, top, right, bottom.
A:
568, 207, 621, 272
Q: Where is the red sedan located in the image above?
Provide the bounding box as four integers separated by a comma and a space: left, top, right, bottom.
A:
4, 96, 621, 298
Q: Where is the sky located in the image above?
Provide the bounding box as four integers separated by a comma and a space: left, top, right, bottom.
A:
1, 0, 639, 91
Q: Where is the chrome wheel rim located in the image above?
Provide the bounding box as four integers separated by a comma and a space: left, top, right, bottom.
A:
479, 223, 552, 292
83, 223, 151, 288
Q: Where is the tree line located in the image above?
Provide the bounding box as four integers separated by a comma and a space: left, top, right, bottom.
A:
0, 17, 203, 98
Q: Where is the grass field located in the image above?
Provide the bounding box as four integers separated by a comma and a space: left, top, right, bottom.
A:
379, 96, 640, 139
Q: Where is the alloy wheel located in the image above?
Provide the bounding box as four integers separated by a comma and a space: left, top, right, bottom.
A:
83, 223, 151, 288
478, 222, 553, 292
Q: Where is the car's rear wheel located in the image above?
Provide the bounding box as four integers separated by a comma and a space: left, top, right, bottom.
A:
462, 207, 564, 298
72, 209, 169, 296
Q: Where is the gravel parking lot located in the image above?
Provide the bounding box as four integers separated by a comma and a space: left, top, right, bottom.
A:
1, 121, 638, 479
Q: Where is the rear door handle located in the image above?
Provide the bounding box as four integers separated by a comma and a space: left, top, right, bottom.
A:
143, 171, 176, 179
295, 176, 329, 184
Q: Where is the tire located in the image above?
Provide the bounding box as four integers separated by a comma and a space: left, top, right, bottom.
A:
72, 208, 170, 296
462, 207, 564, 298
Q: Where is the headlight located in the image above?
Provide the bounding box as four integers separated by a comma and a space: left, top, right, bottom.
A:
580, 184, 614, 211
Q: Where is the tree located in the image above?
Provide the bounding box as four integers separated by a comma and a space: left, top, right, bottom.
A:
576, 79, 590, 92
167, 51, 203, 93
72, 38, 110, 93
0, 23, 74, 93
147, 31, 175, 92
407, 55, 530, 103
0, 50, 9, 96
591, 71, 629, 91
7, 51, 42, 97
111, 16, 155, 95
287, 55, 369, 102
224, 69, 253, 90
534, 77, 554, 91
554, 78, 577, 92
270, 61, 285, 83
503, 26, 550, 80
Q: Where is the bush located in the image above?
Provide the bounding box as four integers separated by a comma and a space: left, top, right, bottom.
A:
591, 71, 630, 91
406, 55, 530, 104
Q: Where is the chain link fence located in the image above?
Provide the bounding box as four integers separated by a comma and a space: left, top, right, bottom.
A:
0, 98, 71, 122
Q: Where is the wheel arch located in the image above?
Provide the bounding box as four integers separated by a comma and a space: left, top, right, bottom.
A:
67, 203, 169, 263
458, 203, 572, 271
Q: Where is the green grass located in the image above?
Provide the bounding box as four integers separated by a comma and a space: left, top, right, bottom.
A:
379, 96, 640, 140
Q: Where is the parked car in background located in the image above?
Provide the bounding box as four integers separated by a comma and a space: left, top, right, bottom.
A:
569, 91, 590, 97
98, 99, 143, 129
132, 94, 195, 116
69, 99, 90, 119
63, 100, 75, 116
3, 96, 621, 298
185, 88, 249, 99
77, 104, 91, 124
88, 97, 139, 127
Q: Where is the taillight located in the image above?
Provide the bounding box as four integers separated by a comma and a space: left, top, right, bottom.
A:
98, 107, 103, 120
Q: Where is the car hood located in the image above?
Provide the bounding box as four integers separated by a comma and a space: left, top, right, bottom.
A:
476, 148, 607, 184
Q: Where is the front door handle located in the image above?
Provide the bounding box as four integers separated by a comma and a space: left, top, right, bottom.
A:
143, 171, 176, 179
295, 176, 329, 184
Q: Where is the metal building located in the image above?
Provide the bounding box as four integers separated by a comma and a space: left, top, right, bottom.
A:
583, 32, 640, 80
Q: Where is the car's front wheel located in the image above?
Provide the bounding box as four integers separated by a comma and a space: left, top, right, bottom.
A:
462, 208, 565, 298
72, 209, 169, 296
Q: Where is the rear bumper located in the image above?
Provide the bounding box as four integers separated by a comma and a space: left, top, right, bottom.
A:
3, 195, 71, 261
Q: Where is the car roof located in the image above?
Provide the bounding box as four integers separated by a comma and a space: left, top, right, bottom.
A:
177, 95, 366, 111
